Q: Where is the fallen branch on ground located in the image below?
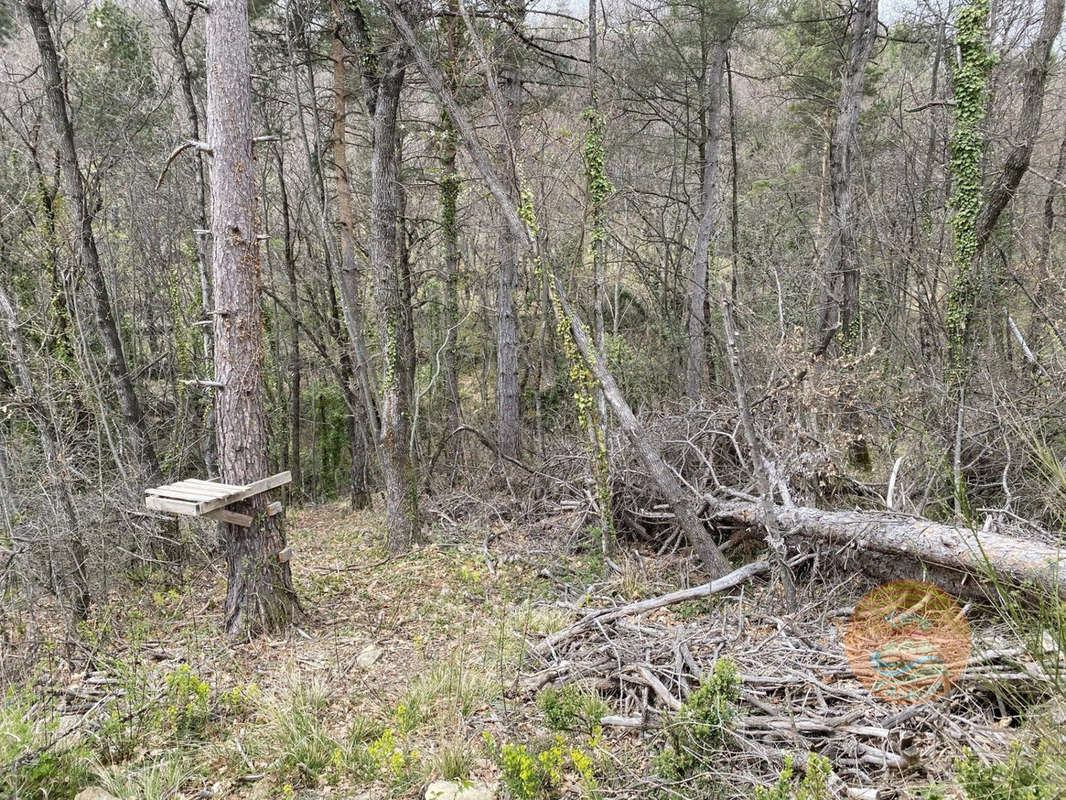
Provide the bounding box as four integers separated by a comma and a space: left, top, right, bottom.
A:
534, 559, 769, 654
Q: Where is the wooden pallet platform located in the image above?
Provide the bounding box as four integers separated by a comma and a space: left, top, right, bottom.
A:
146, 471, 290, 526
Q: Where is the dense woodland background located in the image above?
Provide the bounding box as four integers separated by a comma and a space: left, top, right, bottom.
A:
2, 0, 1066, 796
4, 0, 1066, 620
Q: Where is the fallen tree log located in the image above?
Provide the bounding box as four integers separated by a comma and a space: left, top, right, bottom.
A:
707, 498, 1066, 596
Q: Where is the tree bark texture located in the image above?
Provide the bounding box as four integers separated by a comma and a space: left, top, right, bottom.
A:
370, 42, 420, 552
708, 498, 1066, 598
206, 0, 296, 635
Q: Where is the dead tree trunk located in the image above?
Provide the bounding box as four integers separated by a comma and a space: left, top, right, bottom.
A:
386, 0, 730, 576
206, 0, 296, 636
707, 498, 1066, 597
24, 0, 162, 482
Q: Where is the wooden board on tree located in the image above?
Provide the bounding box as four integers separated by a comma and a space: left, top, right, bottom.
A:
145, 472, 291, 526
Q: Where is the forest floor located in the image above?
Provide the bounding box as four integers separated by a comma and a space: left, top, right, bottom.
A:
3, 499, 1064, 799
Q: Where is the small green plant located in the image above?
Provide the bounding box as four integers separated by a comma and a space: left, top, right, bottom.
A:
537, 684, 607, 734
368, 726, 421, 789
755, 754, 832, 800
270, 682, 342, 788
955, 745, 1056, 800
162, 663, 211, 737
655, 658, 740, 781
498, 738, 567, 800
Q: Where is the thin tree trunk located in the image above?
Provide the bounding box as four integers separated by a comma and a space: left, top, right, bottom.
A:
684, 39, 727, 399
24, 0, 162, 481
1028, 129, 1066, 349
812, 0, 878, 470
276, 153, 302, 497
329, 8, 374, 508
331, 0, 381, 451
371, 43, 420, 551
440, 0, 463, 467
496, 65, 522, 459
814, 0, 878, 355
206, 0, 295, 636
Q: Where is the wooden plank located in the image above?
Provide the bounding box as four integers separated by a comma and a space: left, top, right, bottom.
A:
168, 479, 236, 494
145, 486, 221, 507
204, 508, 253, 527
145, 495, 200, 516
151, 484, 229, 502
277, 547, 292, 563
193, 471, 292, 516
181, 478, 245, 492
266, 501, 282, 517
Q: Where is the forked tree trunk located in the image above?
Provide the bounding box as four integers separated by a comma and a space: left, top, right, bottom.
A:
24, 0, 162, 482
206, 0, 296, 635
371, 42, 420, 552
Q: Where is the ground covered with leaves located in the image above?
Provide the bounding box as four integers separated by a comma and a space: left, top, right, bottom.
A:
2, 500, 1064, 799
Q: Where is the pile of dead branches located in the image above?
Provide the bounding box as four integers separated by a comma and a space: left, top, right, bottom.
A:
522, 565, 1056, 797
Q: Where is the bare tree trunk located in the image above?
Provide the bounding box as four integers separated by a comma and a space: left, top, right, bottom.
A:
329, 7, 374, 508
440, 0, 463, 468
496, 64, 522, 459
371, 43, 420, 551
684, 39, 727, 399
814, 0, 878, 355
276, 153, 303, 497
206, 0, 296, 636
0, 284, 89, 631
157, 0, 218, 476
387, 0, 730, 576
24, 0, 162, 482
1028, 129, 1066, 349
